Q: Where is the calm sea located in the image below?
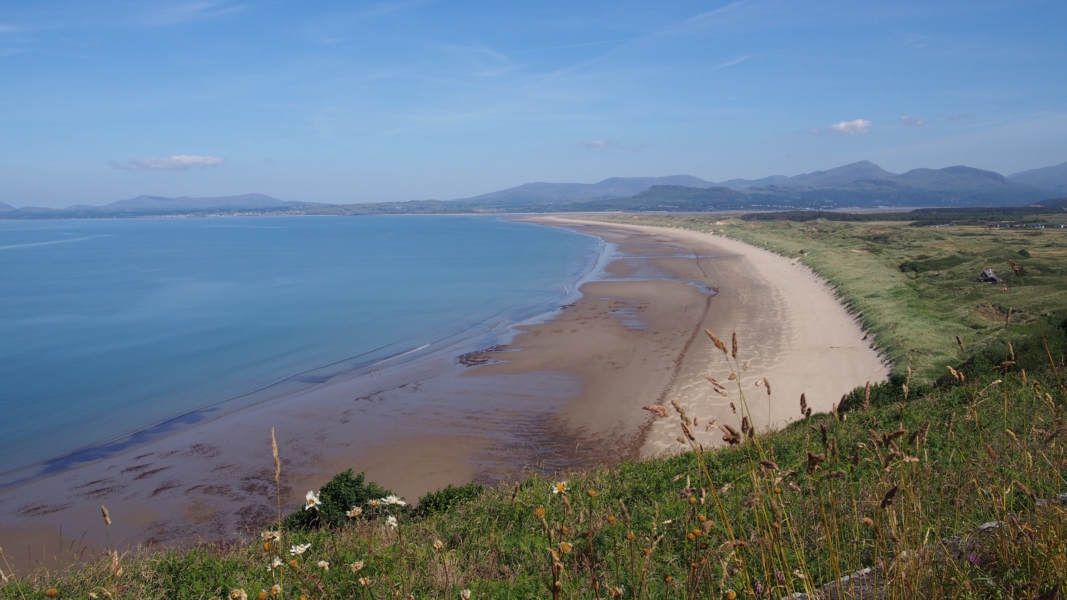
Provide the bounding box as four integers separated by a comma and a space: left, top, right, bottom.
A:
0, 216, 601, 481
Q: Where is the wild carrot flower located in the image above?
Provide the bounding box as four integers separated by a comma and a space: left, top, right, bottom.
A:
385, 515, 398, 529
317, 560, 329, 570
304, 490, 322, 511
460, 589, 472, 600
229, 590, 248, 600
552, 481, 568, 495
350, 561, 364, 572
289, 543, 311, 556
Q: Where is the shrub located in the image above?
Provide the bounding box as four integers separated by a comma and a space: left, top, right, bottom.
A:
413, 483, 484, 517
282, 469, 392, 531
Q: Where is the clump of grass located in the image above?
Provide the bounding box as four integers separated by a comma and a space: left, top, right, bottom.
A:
6, 324, 1064, 599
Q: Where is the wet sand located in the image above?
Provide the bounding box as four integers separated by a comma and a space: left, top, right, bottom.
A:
0, 218, 888, 576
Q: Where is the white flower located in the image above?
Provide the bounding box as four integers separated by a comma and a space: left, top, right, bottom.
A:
385, 515, 398, 529
289, 543, 311, 556
304, 490, 322, 511
432, 539, 444, 551
229, 590, 248, 600
317, 560, 330, 570
383, 494, 406, 506
270, 585, 281, 597
270, 556, 285, 570
552, 481, 568, 495
367, 499, 381, 507
460, 589, 472, 600
350, 560, 364, 572
359, 577, 372, 587
261, 530, 281, 541
346, 506, 363, 518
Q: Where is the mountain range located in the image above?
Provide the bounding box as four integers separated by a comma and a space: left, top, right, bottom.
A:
2, 160, 1066, 218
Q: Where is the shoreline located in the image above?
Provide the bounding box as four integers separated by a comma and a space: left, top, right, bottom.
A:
0, 218, 888, 576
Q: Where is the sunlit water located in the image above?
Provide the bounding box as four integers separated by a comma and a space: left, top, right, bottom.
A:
0, 216, 600, 479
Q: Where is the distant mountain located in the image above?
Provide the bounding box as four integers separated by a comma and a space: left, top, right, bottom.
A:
457, 175, 716, 204
1008, 161, 1067, 195
0, 193, 319, 219
68, 193, 297, 214
616, 164, 1051, 211
0, 202, 14, 213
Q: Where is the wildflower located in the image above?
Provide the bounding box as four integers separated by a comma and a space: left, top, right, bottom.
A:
230, 590, 248, 600
270, 557, 285, 570
45, 590, 59, 598
367, 499, 381, 507
460, 589, 472, 600
606, 515, 616, 524
257, 591, 269, 600
359, 577, 372, 587
304, 490, 322, 511
261, 530, 281, 541
533, 506, 546, 519
587, 489, 597, 497
317, 560, 329, 570
383, 494, 407, 506
608, 585, 625, 598
270, 585, 281, 597
754, 581, 764, 595
559, 542, 573, 554
433, 539, 444, 551
385, 515, 398, 529
552, 481, 568, 495
289, 543, 311, 556
346, 506, 363, 518
350, 561, 364, 572
725, 591, 737, 600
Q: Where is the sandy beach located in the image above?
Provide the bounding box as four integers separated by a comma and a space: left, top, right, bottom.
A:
0, 218, 887, 575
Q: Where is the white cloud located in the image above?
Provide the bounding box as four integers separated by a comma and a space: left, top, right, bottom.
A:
111, 155, 225, 171
578, 140, 617, 150
900, 115, 926, 127
826, 119, 872, 135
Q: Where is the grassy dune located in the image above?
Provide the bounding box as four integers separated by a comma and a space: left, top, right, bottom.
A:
588, 214, 1067, 381
3, 216, 1066, 599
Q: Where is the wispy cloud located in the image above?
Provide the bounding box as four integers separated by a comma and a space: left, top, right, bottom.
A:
812, 118, 872, 136
900, 115, 926, 127
579, 140, 616, 150
714, 54, 759, 70
111, 155, 224, 170
140, 1, 244, 26
941, 113, 976, 121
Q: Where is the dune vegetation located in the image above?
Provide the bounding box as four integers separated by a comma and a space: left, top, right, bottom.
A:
3, 216, 1066, 599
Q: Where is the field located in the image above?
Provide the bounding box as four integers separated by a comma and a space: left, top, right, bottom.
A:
3, 215, 1066, 599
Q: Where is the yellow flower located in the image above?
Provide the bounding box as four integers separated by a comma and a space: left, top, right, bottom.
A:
229, 590, 248, 600
533, 506, 546, 519
552, 481, 568, 495
346, 506, 363, 518
559, 542, 573, 554
587, 489, 597, 497
726, 591, 737, 600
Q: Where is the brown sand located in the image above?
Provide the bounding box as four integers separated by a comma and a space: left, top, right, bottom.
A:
0, 217, 887, 576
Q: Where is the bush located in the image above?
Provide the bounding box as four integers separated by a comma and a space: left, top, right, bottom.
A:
282, 469, 392, 531
414, 483, 484, 518
1018, 248, 1032, 258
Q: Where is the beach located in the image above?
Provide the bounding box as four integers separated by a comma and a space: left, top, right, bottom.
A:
0, 218, 888, 575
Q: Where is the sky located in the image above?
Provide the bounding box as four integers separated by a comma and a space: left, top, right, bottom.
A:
1, 0, 1065, 208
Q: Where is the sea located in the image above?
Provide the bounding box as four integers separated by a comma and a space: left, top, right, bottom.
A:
0, 216, 602, 484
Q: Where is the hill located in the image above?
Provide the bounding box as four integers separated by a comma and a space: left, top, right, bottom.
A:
1009, 160, 1067, 195
1, 194, 316, 219
456, 175, 717, 204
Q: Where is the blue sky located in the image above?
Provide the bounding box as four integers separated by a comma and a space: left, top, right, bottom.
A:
1, 1, 1065, 208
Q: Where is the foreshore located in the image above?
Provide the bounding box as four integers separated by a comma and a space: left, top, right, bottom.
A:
0, 217, 887, 575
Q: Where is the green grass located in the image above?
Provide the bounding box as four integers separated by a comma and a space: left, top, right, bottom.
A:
4, 216, 1066, 599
